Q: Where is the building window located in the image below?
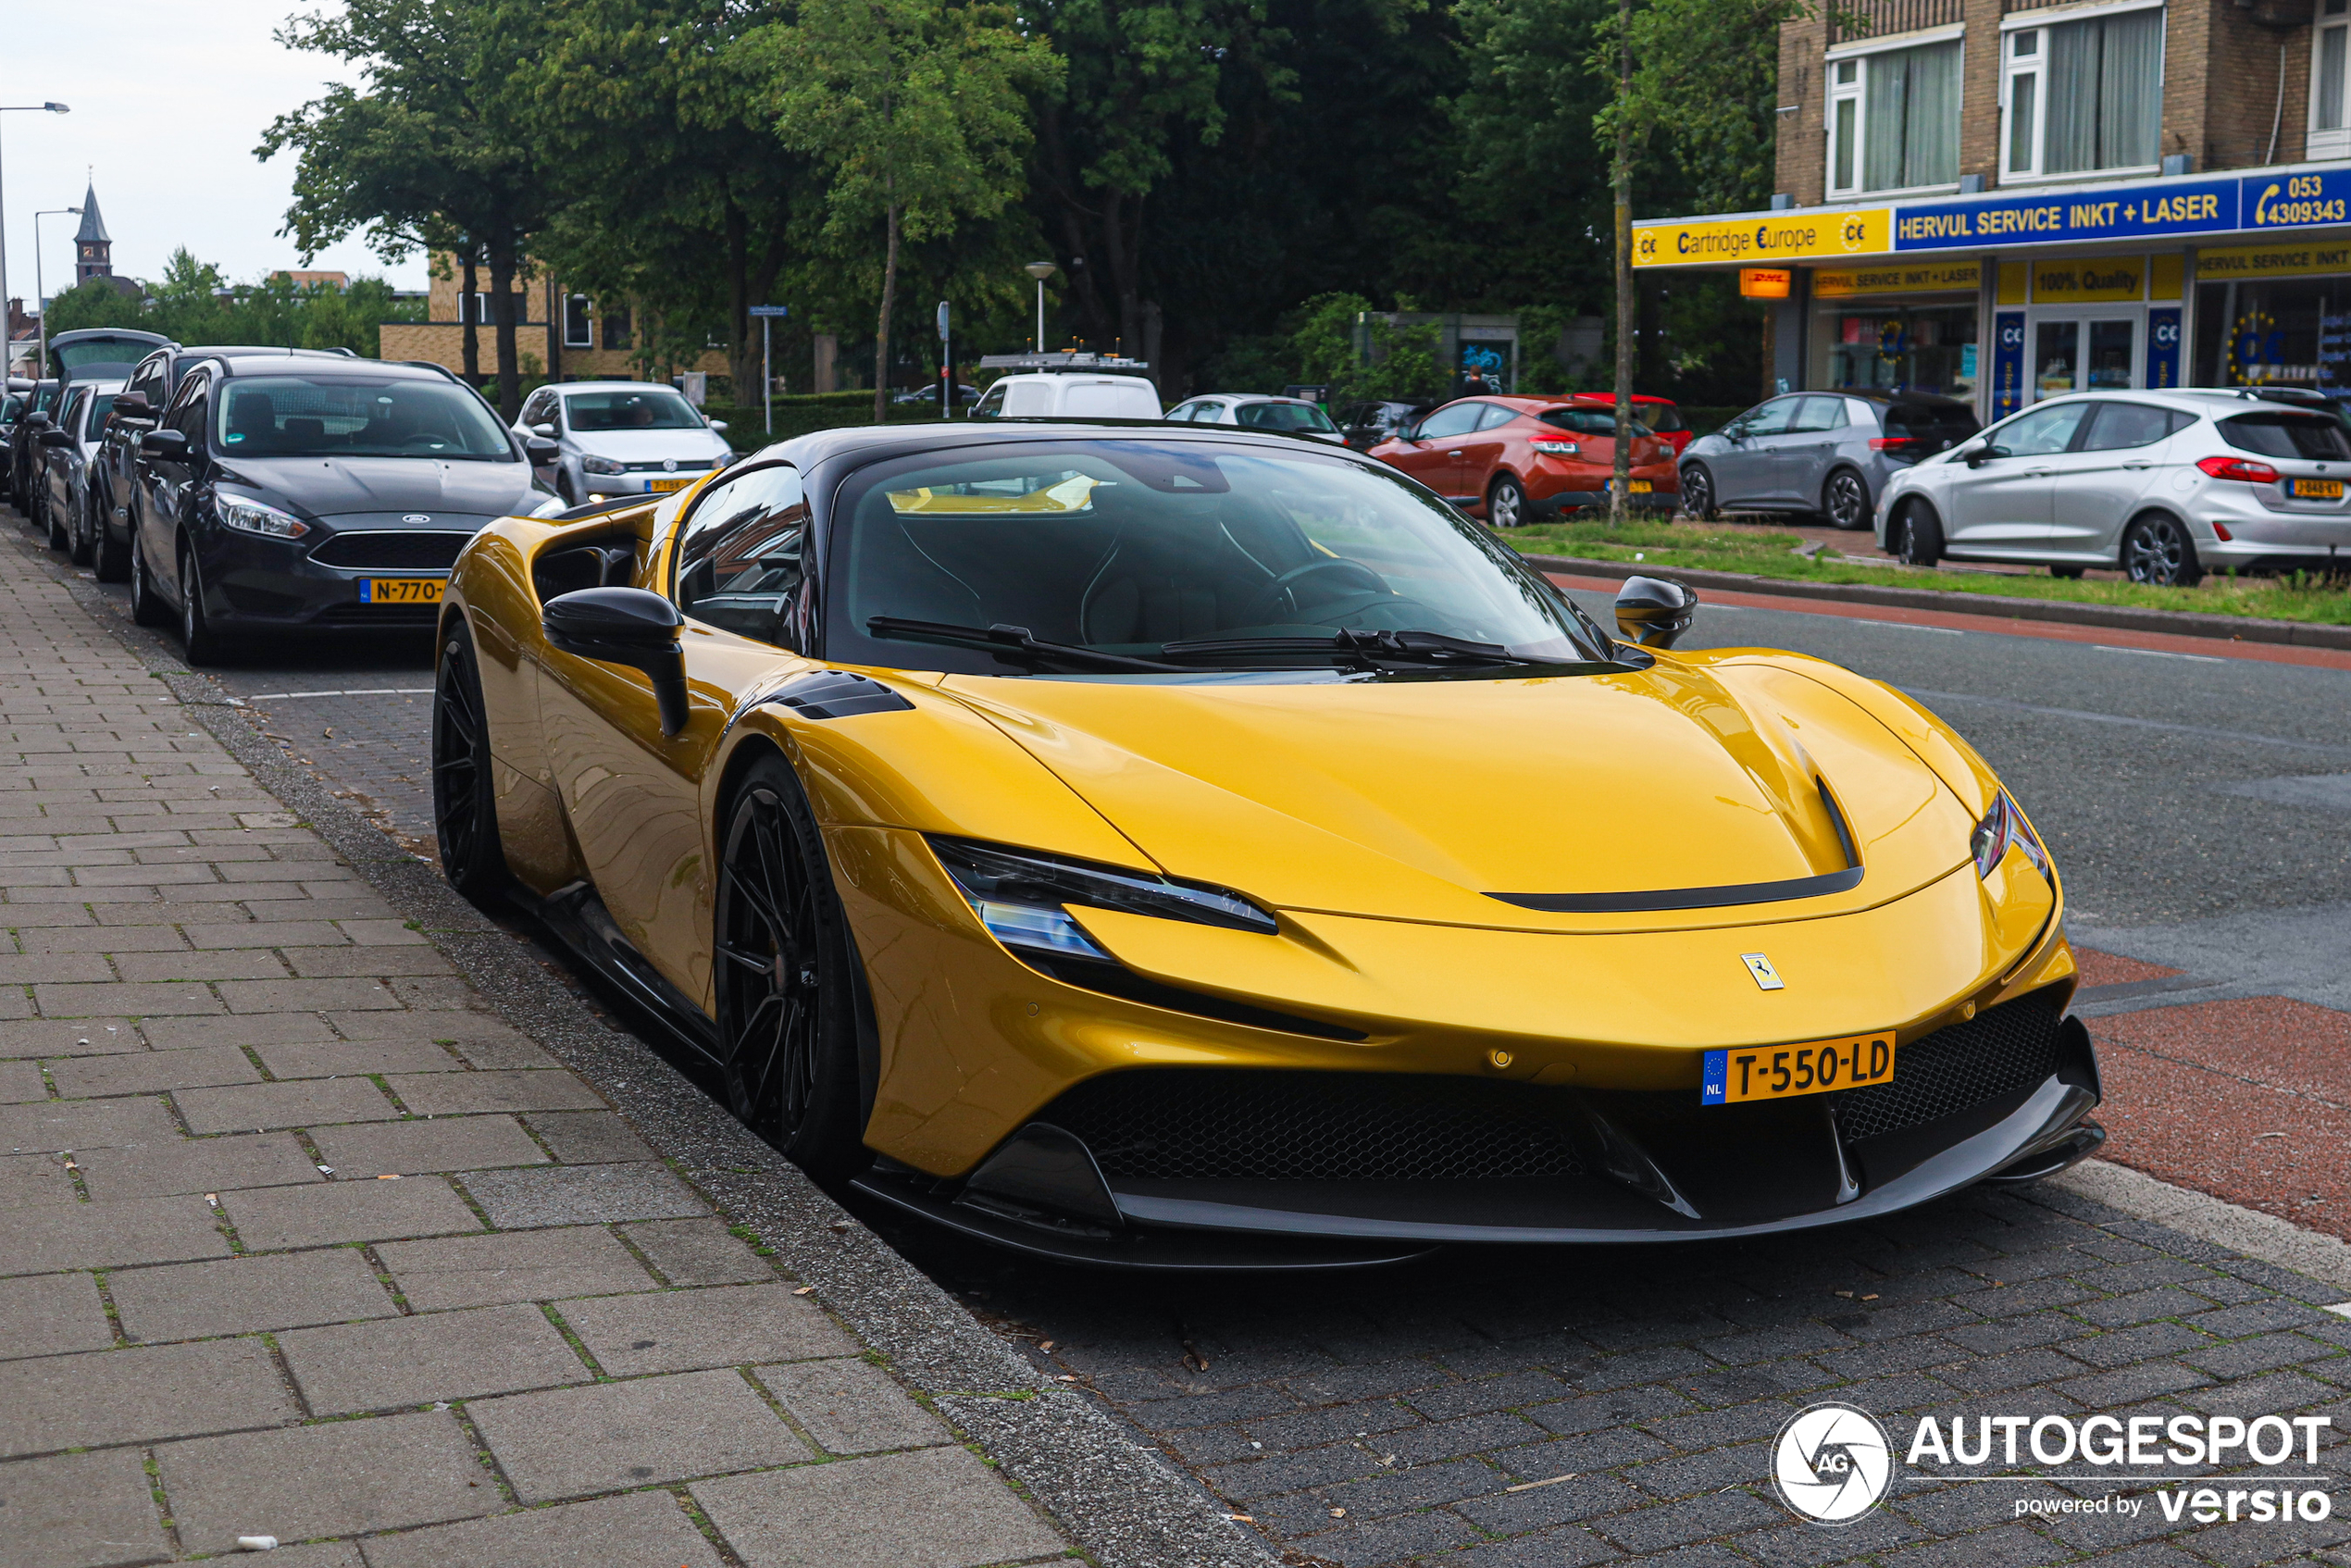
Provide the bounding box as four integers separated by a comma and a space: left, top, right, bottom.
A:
565, 294, 592, 349
1821, 304, 1978, 397
459, 292, 486, 326
2194, 276, 2351, 390
603, 309, 633, 351
2004, 7, 2163, 180
1826, 40, 1960, 197
2314, 0, 2350, 157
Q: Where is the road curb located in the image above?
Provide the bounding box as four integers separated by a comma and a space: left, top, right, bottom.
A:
1520, 551, 2351, 650
11, 530, 1276, 1568
2049, 1158, 2351, 1297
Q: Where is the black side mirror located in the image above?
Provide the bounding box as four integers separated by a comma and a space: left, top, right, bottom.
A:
1613, 574, 1698, 650
541, 587, 689, 736
37, 429, 71, 449
525, 436, 562, 464
140, 429, 189, 458
1963, 443, 2005, 468
23, 413, 51, 430
112, 392, 154, 421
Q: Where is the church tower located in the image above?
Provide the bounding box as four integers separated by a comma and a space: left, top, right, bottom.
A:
74, 180, 111, 283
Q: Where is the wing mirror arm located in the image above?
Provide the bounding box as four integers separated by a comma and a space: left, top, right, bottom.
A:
1963, 443, 2005, 468
541, 587, 690, 737
1612, 574, 1698, 651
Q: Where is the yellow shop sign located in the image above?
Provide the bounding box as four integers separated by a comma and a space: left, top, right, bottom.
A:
1814, 262, 1980, 296
1634, 208, 1891, 268
2198, 241, 2351, 280
2032, 256, 2146, 302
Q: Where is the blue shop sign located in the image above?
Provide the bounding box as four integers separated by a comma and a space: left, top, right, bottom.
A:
1894, 180, 2239, 251
2243, 170, 2351, 231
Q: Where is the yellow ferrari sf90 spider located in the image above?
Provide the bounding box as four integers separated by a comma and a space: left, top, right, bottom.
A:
434, 423, 2100, 1266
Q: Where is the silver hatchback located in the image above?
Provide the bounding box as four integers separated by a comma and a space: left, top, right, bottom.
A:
1678, 390, 1978, 529
1876, 389, 2351, 586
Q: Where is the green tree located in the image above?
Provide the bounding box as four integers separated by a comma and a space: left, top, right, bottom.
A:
753, 0, 1063, 421
260, 0, 557, 417
44, 250, 422, 355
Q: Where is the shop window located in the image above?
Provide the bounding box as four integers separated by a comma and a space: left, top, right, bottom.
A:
2004, 6, 2163, 180
1822, 305, 1978, 397
2314, 0, 2350, 160
2193, 277, 2351, 390
564, 294, 592, 349
1826, 40, 1960, 197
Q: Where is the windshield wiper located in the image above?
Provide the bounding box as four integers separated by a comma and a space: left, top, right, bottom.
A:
1158, 628, 1549, 667
865, 616, 1188, 673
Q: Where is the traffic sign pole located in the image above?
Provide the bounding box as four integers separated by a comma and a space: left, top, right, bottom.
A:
748, 305, 790, 438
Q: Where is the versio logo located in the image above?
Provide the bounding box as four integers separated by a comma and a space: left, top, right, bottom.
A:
1773, 1402, 1894, 1524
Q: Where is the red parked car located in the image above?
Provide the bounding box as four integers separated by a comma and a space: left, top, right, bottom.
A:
1368, 396, 1680, 528
1560, 392, 1692, 454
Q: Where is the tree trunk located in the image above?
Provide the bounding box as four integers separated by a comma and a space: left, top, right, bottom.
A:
724, 194, 754, 404
874, 198, 901, 425
544, 274, 562, 387
460, 251, 480, 384
1610, 0, 1634, 527
488, 242, 522, 421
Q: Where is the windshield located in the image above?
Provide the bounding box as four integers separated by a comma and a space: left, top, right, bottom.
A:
1237, 402, 1338, 434
828, 439, 1612, 676
2221, 411, 2351, 461
564, 389, 703, 432
216, 377, 516, 460
55, 340, 150, 372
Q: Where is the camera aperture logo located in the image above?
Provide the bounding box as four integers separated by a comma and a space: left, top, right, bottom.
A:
1774, 1403, 1895, 1524
1771, 1405, 2337, 1529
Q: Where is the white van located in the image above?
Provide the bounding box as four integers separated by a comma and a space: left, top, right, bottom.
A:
974, 373, 1162, 421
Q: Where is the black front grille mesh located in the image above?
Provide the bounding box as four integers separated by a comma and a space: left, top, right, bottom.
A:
1835, 990, 2062, 1142
1042, 1069, 1585, 1181
309, 531, 472, 570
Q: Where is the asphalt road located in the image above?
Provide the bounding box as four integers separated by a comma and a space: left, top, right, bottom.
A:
22, 508, 2351, 1567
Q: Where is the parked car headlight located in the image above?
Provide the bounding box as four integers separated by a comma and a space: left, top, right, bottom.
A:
927, 836, 1277, 962
216, 496, 308, 540
1971, 790, 2050, 882
580, 455, 627, 476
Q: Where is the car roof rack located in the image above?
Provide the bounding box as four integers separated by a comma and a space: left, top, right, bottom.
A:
976, 352, 1151, 374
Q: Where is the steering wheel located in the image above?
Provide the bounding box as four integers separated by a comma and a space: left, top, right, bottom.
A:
1246, 557, 1390, 625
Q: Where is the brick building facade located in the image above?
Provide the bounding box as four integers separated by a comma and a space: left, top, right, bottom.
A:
378, 258, 725, 385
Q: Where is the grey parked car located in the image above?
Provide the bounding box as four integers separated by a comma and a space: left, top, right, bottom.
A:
1678, 389, 1978, 529
514, 380, 733, 506
37, 379, 122, 560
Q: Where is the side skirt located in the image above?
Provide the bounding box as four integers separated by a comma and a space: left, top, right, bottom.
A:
519, 879, 723, 1064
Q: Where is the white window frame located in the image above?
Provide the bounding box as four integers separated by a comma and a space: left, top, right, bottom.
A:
2312, 0, 2351, 161
1823, 26, 1968, 201
1999, 0, 2167, 186
564, 293, 593, 350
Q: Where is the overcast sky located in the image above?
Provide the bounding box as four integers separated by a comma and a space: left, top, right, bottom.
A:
2, 0, 429, 310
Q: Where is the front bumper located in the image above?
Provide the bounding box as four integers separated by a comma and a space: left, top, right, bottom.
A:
195, 522, 478, 630
575, 466, 716, 501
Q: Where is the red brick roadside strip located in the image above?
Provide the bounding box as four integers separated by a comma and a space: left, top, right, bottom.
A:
0, 520, 1257, 1565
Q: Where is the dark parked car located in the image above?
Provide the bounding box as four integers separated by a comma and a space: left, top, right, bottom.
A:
1676, 388, 1978, 529
37, 379, 122, 557
1337, 399, 1425, 452
6, 380, 61, 514
0, 385, 29, 502
127, 354, 560, 662
92, 345, 357, 580
14, 330, 166, 538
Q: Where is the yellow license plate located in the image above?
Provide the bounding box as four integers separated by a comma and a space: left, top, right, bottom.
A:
1702, 1031, 1896, 1105
358, 579, 444, 605
648, 476, 691, 493
1608, 479, 1654, 494
2290, 478, 2344, 499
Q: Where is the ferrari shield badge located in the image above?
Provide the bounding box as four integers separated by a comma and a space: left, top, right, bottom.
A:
1741, 952, 1785, 991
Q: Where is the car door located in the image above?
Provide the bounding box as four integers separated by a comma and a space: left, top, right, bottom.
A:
537, 464, 813, 999
2044, 402, 2183, 562
1942, 400, 2093, 554
1710, 397, 1799, 504
1388, 402, 1484, 498
46, 389, 87, 517
105, 356, 168, 524
140, 369, 211, 600
1776, 395, 1854, 509
1455, 403, 1516, 504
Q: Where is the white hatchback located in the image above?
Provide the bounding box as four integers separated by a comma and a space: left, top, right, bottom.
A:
1875, 388, 2351, 586
1165, 392, 1347, 444
515, 381, 734, 506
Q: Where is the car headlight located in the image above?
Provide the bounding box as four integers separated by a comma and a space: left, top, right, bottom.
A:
927, 837, 1277, 963
580, 455, 626, 476
216, 496, 308, 540
1971, 790, 2050, 881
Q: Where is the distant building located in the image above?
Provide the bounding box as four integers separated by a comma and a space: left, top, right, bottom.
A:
272, 269, 350, 290
378, 254, 725, 384
71, 181, 141, 301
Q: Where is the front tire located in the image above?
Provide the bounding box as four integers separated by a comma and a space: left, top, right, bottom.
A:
1823, 467, 1870, 531
44, 489, 68, 553
713, 753, 867, 1179
69, 491, 96, 567
1486, 472, 1527, 529
2121, 514, 2203, 587
431, 619, 509, 905
94, 500, 131, 582
129, 525, 168, 626
1897, 500, 1945, 567
1680, 463, 1718, 521
178, 544, 223, 665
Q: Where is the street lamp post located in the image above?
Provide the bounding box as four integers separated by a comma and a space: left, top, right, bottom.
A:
33, 207, 79, 379
1024, 262, 1055, 355
0, 103, 70, 378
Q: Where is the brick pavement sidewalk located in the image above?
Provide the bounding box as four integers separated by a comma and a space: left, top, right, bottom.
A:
0, 531, 1119, 1564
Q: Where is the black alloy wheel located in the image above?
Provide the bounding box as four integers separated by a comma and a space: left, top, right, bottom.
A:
2121, 514, 2204, 587
1486, 472, 1527, 529
1681, 463, 1717, 521
128, 526, 168, 626
178, 546, 223, 666
1897, 501, 1945, 567
1823, 468, 1870, 531
431, 622, 509, 904
712, 754, 865, 1178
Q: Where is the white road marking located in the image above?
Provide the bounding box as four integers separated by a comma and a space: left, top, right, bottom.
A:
240, 688, 433, 701
1854, 619, 1963, 634
2091, 643, 2224, 663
